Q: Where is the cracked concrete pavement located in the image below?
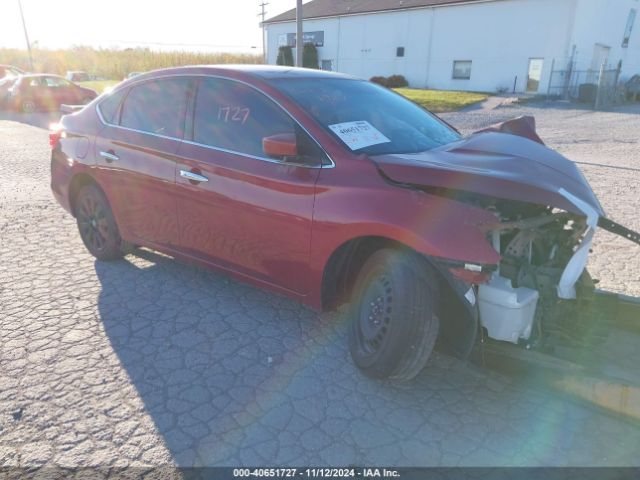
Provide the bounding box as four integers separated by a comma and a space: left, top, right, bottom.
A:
1, 102, 640, 468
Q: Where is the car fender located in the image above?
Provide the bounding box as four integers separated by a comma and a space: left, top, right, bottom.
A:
308, 160, 500, 310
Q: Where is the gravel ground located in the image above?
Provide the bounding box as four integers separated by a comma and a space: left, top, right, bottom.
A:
1, 102, 640, 469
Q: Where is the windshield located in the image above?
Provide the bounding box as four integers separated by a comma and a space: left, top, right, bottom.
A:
274, 78, 461, 155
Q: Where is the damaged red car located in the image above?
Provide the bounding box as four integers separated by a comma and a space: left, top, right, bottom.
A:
50, 66, 640, 380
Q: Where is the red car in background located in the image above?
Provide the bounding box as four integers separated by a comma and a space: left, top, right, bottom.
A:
5, 74, 97, 113
49, 66, 639, 381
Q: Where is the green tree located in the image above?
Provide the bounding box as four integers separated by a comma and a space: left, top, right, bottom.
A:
276, 46, 294, 67
302, 43, 319, 69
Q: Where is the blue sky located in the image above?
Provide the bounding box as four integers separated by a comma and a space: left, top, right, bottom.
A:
0, 0, 304, 53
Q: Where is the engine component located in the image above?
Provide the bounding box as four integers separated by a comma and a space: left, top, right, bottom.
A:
478, 275, 539, 344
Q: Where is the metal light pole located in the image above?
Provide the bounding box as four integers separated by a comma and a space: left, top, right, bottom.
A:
296, 0, 303, 67
18, 0, 34, 71
258, 2, 269, 64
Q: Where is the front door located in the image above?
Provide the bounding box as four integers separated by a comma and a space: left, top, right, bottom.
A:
526, 58, 544, 93
591, 44, 610, 72
94, 77, 191, 248
174, 77, 325, 294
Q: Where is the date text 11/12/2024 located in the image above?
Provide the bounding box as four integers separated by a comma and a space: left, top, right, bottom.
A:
232, 468, 401, 478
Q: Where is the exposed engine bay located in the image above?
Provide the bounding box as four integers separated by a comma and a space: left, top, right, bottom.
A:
479, 199, 606, 351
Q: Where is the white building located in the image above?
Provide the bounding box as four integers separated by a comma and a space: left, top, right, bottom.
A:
263, 0, 640, 94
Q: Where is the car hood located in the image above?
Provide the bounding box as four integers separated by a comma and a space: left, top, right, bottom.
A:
371, 131, 604, 217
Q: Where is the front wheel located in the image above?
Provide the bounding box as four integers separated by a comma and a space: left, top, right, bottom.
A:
348, 249, 440, 381
75, 184, 125, 261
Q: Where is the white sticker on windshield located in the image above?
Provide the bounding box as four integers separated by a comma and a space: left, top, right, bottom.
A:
328, 121, 391, 151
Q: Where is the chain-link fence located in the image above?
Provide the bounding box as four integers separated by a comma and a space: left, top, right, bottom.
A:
547, 64, 622, 109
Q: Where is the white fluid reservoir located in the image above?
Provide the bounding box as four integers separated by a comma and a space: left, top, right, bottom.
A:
478, 276, 539, 344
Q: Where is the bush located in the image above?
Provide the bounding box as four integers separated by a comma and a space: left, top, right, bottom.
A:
370, 76, 388, 87
302, 43, 319, 69
386, 74, 409, 88
276, 46, 294, 67
370, 75, 409, 88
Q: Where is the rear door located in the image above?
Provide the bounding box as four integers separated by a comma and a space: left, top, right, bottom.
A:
42, 76, 73, 107
94, 77, 192, 248
174, 76, 325, 294
26, 77, 50, 109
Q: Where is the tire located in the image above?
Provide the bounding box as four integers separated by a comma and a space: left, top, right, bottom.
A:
75, 184, 125, 261
21, 99, 36, 113
348, 249, 440, 381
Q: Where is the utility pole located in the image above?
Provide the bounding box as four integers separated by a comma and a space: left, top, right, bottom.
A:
296, 0, 303, 67
258, 2, 268, 64
18, 0, 34, 71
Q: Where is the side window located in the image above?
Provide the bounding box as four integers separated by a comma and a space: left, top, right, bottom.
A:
193, 77, 299, 159
98, 88, 127, 124
120, 78, 190, 138
44, 77, 69, 88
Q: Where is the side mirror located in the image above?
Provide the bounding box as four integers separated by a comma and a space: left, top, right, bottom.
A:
263, 133, 298, 159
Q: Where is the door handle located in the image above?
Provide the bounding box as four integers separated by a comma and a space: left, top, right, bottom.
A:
179, 169, 209, 183
99, 150, 119, 163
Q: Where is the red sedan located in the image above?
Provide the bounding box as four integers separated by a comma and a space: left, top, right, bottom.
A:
50, 66, 639, 380
6, 74, 97, 113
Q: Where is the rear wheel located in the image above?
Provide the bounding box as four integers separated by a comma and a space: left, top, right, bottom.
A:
21, 99, 36, 113
75, 184, 125, 261
348, 249, 440, 381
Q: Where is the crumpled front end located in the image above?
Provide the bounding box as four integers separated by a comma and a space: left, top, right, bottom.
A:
475, 193, 640, 351
372, 118, 639, 352
477, 197, 598, 349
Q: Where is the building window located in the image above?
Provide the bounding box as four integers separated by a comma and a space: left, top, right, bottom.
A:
321, 60, 333, 71
396, 47, 405, 57
452, 60, 472, 80
623, 9, 636, 48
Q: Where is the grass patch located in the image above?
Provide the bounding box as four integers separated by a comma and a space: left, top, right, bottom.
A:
394, 88, 488, 112
78, 80, 120, 94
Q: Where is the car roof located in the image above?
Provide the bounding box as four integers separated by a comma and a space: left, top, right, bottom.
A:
19, 73, 64, 78
127, 65, 357, 82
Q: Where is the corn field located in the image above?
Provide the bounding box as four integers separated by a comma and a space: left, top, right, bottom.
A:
0, 46, 262, 79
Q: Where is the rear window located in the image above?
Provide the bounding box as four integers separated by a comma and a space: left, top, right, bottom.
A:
120, 78, 191, 138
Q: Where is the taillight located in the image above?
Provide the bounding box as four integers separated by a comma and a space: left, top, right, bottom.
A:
49, 124, 64, 149
49, 131, 62, 149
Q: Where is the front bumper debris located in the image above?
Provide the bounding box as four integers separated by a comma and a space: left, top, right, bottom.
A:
598, 217, 640, 246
